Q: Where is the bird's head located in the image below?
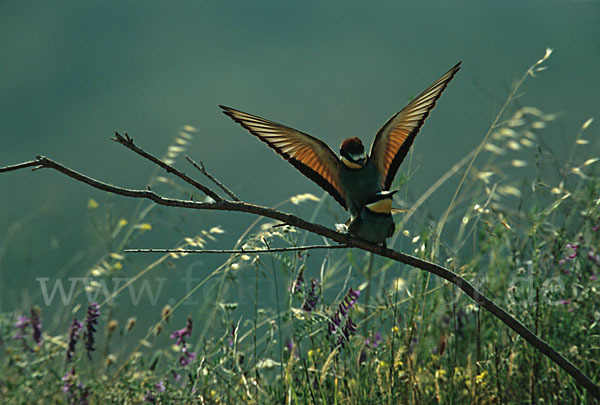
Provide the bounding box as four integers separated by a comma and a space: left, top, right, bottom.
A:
340, 137, 367, 168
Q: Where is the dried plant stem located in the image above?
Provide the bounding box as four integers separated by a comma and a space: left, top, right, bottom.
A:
124, 245, 347, 254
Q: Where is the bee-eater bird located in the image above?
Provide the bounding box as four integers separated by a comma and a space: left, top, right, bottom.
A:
346, 190, 398, 244
220, 62, 460, 217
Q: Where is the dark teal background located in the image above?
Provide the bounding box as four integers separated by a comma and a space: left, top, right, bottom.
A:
1, 1, 598, 321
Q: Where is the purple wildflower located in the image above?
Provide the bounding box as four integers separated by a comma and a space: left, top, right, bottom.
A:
13, 307, 42, 351
30, 307, 42, 345
587, 250, 600, 265
13, 308, 43, 350
285, 337, 294, 351
343, 317, 357, 337
170, 316, 196, 367
558, 299, 571, 305
156, 380, 166, 392
328, 311, 342, 334
62, 368, 76, 393
340, 288, 360, 317
67, 318, 84, 361
179, 346, 196, 366
337, 317, 358, 347
170, 316, 192, 345
590, 274, 598, 281
62, 367, 88, 404
285, 337, 299, 359
329, 287, 360, 347
291, 267, 305, 293
13, 316, 30, 349
302, 278, 319, 312
83, 302, 100, 359
566, 243, 579, 259
365, 332, 382, 349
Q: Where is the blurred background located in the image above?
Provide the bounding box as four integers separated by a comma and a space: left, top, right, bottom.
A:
1, 1, 598, 327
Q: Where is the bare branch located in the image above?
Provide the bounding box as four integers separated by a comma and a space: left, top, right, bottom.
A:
0, 160, 42, 173
112, 131, 222, 202
185, 155, 240, 201
2, 154, 599, 399
124, 245, 348, 254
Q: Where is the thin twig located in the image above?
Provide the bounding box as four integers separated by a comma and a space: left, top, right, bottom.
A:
0, 160, 42, 173
124, 245, 347, 254
3, 154, 599, 399
185, 155, 240, 201
112, 131, 222, 202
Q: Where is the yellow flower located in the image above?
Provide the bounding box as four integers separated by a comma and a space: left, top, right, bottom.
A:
475, 370, 488, 386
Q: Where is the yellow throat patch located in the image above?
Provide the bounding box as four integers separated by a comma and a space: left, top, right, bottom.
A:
341, 156, 363, 169
366, 198, 392, 214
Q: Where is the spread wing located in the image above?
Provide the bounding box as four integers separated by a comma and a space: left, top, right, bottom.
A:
370, 62, 461, 190
220, 105, 347, 209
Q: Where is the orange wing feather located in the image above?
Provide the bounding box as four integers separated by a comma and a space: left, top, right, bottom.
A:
370, 62, 461, 190
220, 106, 347, 209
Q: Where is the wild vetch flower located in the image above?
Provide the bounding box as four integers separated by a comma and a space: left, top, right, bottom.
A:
179, 346, 196, 366
559, 243, 580, 266
339, 288, 360, 317
62, 368, 76, 394
328, 311, 342, 334
291, 266, 305, 293
587, 250, 600, 265
170, 316, 192, 345
156, 380, 166, 393
170, 316, 196, 367
302, 278, 319, 312
329, 287, 360, 346
67, 318, 83, 362
13, 308, 43, 350
558, 299, 572, 305
83, 302, 100, 359
13, 316, 30, 348
30, 307, 42, 345
338, 317, 358, 346
285, 337, 299, 359
62, 367, 88, 404
365, 332, 382, 349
